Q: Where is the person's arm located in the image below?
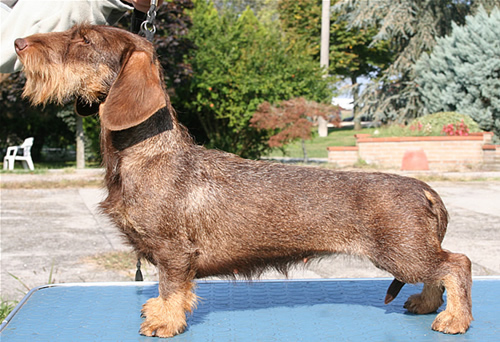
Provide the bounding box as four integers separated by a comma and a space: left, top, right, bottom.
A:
122, 0, 164, 14
1, 0, 133, 73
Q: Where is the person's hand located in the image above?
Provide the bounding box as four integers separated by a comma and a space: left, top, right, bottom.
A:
123, 0, 164, 13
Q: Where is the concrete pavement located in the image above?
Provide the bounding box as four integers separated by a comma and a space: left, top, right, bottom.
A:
1, 172, 499, 302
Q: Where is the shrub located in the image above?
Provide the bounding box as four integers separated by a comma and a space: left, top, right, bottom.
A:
406, 112, 481, 136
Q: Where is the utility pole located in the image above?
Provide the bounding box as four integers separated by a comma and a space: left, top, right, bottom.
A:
76, 115, 85, 169
318, 0, 331, 137
320, 0, 330, 72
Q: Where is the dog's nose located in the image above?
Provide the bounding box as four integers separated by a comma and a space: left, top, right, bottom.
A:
14, 38, 28, 54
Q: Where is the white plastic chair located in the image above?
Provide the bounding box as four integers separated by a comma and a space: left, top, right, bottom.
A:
3, 137, 35, 171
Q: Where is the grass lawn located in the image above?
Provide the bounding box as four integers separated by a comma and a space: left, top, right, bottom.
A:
264, 126, 375, 159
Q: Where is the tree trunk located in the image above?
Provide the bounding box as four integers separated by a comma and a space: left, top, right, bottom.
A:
351, 75, 362, 131
76, 115, 85, 169
301, 139, 308, 163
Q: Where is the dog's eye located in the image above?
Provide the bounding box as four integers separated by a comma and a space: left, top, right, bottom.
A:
82, 36, 91, 45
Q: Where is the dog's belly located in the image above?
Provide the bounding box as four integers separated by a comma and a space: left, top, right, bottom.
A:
191, 222, 360, 278
194, 246, 324, 278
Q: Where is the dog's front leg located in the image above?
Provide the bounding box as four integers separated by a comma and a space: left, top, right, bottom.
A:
140, 262, 197, 338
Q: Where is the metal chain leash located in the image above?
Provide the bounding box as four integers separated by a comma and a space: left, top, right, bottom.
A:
133, 1, 158, 281
139, 0, 158, 42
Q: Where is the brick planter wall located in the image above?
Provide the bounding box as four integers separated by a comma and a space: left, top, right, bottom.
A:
327, 132, 497, 170
483, 144, 500, 170
326, 146, 359, 166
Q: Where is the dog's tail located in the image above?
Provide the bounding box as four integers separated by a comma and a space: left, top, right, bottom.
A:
384, 278, 405, 304
423, 189, 449, 243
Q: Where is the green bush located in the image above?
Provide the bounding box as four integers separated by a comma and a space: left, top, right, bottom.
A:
176, 0, 332, 158
406, 112, 481, 136
369, 112, 482, 138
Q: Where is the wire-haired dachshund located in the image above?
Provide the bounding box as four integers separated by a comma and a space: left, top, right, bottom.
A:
15, 24, 472, 337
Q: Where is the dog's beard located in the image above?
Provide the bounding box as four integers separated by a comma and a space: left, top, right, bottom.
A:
21, 56, 112, 107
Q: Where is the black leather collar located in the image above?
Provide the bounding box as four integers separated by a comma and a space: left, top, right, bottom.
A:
111, 106, 173, 151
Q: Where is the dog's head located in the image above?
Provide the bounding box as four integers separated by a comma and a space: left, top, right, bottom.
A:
15, 24, 166, 131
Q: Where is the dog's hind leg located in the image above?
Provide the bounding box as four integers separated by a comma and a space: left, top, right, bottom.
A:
405, 251, 473, 334
140, 256, 198, 338
431, 252, 473, 334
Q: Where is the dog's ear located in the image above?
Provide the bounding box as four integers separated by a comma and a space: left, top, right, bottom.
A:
100, 50, 166, 131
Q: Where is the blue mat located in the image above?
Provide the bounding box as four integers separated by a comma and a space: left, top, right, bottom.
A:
1, 278, 498, 341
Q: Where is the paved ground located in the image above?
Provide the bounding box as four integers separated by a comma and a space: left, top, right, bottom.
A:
1, 169, 500, 302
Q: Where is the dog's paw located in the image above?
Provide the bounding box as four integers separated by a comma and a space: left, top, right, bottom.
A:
431, 310, 472, 334
404, 293, 443, 314
140, 297, 187, 337
140, 320, 185, 338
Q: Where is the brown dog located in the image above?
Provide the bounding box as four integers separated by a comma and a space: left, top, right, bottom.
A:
15, 24, 472, 337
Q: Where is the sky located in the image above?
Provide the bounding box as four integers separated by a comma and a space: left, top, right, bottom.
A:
331, 76, 370, 110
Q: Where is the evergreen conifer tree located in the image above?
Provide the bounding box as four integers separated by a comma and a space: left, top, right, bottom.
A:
415, 6, 500, 139
335, 0, 494, 123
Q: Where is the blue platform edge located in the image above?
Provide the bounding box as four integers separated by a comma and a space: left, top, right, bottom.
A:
1, 277, 499, 341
